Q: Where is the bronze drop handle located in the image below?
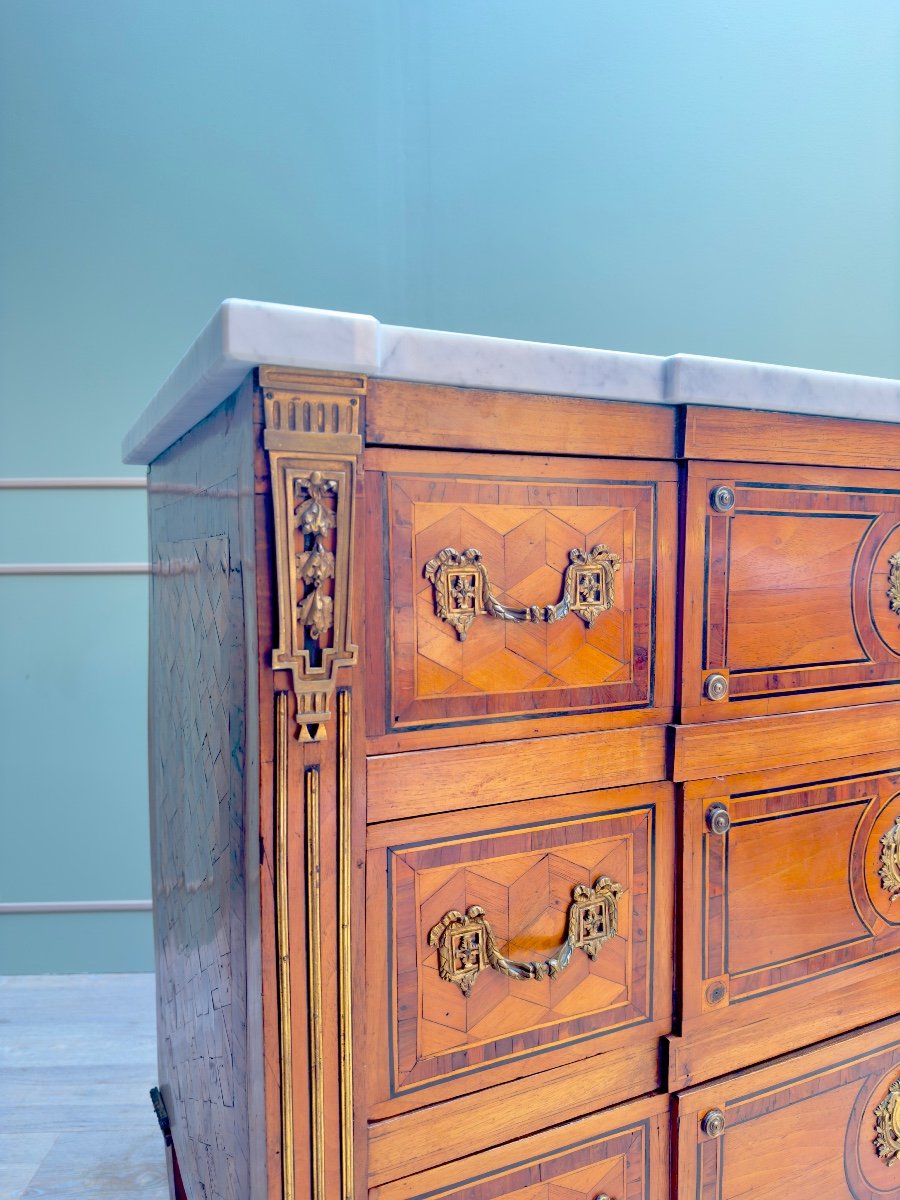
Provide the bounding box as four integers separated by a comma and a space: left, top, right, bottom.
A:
425, 544, 621, 641
428, 876, 623, 997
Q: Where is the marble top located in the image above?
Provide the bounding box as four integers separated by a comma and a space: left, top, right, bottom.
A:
123, 299, 900, 464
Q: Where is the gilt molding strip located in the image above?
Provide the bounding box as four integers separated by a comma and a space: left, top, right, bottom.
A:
262, 367, 363, 741
338, 689, 355, 1198
306, 763, 326, 1200
274, 693, 295, 1200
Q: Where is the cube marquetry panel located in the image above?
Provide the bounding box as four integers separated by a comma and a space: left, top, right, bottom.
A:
365, 448, 677, 749
366, 782, 672, 1116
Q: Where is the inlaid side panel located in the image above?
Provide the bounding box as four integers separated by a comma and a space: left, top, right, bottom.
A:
680, 460, 900, 722
672, 755, 900, 1089
148, 384, 260, 1200
365, 448, 677, 751
675, 1017, 900, 1200
366, 782, 673, 1117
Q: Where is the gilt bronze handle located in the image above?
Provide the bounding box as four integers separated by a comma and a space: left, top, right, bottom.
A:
880, 816, 900, 903
889, 551, 900, 621
424, 544, 621, 641
875, 1077, 900, 1163
428, 876, 623, 997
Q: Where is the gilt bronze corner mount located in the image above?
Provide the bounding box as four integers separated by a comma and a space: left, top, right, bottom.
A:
262, 368, 363, 740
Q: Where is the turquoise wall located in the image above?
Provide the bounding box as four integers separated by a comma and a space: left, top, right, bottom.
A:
2, 1, 899, 972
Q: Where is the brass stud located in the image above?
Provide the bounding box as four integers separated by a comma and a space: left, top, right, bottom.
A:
704, 673, 729, 701
702, 1108, 726, 1138
706, 803, 731, 836
711, 485, 735, 513
706, 981, 727, 1005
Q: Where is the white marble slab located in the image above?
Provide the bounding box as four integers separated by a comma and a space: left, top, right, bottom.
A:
665, 353, 900, 422
377, 324, 665, 405
124, 300, 379, 466
123, 300, 900, 464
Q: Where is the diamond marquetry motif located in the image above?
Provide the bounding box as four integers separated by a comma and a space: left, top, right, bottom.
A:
416, 505, 631, 697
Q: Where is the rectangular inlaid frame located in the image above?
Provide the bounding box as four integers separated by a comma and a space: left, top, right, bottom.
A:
675, 1021, 900, 1200
366, 781, 673, 1116
364, 448, 677, 749
376, 1119, 652, 1200
671, 753, 900, 1090
368, 1089, 671, 1200
680, 460, 900, 723
690, 770, 900, 1010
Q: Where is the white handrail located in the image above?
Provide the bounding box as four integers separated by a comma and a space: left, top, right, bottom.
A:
0, 900, 152, 914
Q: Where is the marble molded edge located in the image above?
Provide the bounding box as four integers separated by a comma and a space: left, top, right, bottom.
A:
123, 299, 900, 464
123, 300, 380, 465
377, 324, 665, 406
666, 353, 900, 423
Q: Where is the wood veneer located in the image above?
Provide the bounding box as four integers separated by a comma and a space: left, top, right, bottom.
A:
367, 378, 676, 460
365, 448, 677, 750
366, 780, 673, 1117
672, 753, 900, 1089
679, 459, 900, 722
371, 1091, 670, 1200
674, 1015, 900, 1200
144, 373, 900, 1200
680, 402, 900, 470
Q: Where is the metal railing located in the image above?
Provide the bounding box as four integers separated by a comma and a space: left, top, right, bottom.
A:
1, 478, 152, 923
0, 477, 150, 574
0, 477, 146, 490
0, 900, 152, 914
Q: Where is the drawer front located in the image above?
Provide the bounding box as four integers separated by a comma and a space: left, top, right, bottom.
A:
674, 758, 900, 1087
675, 1017, 900, 1199
365, 448, 677, 749
680, 461, 900, 722
370, 1091, 669, 1200
366, 781, 673, 1116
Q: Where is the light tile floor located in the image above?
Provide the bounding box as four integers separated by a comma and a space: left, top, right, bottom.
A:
0, 974, 168, 1200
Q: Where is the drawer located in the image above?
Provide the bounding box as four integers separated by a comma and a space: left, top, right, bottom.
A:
370, 1090, 669, 1200
680, 460, 900, 722
671, 753, 900, 1089
365, 448, 677, 751
365, 779, 673, 1118
674, 1015, 900, 1199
